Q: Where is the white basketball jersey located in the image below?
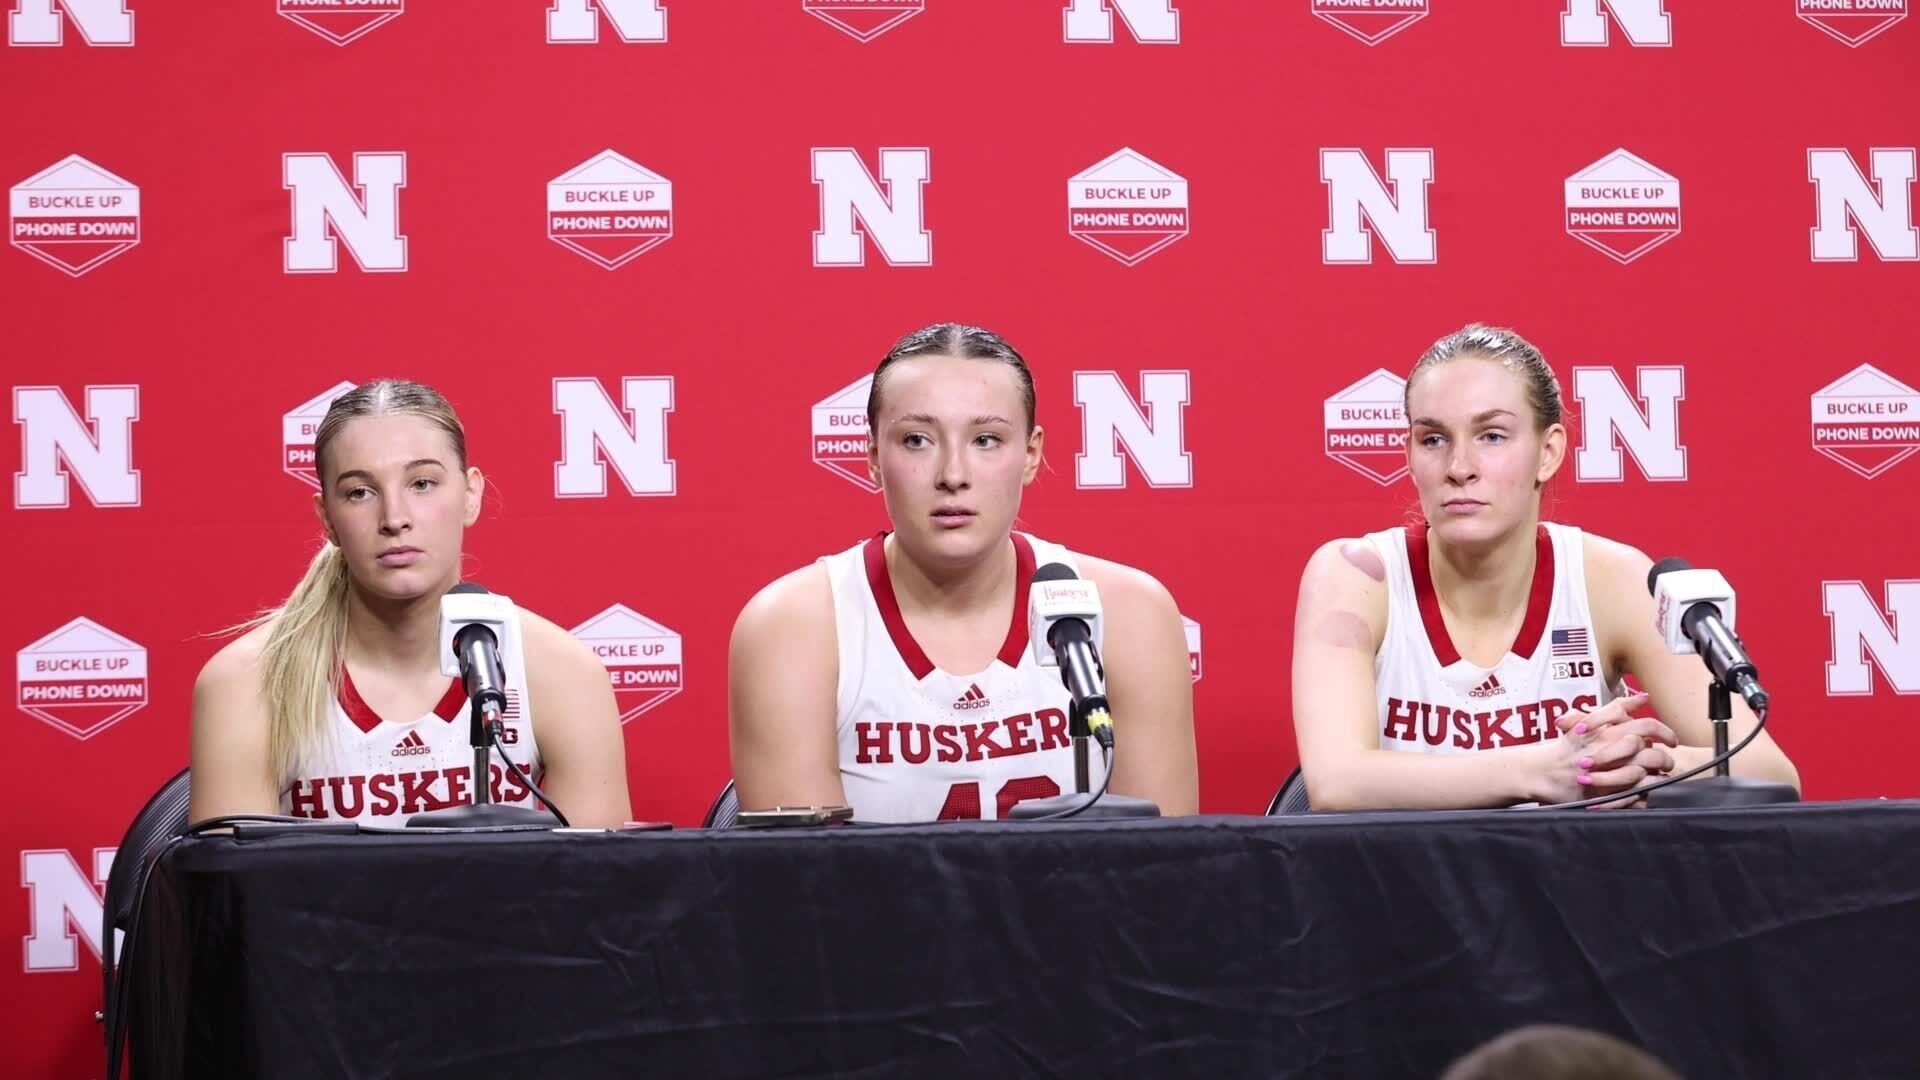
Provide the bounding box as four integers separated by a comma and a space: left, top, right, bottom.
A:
827, 531, 1096, 823
1370, 522, 1620, 755
281, 612, 542, 825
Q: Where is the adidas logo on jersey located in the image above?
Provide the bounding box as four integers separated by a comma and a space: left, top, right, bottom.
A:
953, 683, 991, 710
391, 731, 432, 757
1468, 674, 1506, 699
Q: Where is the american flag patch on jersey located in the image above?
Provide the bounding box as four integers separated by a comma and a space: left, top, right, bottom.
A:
502, 688, 522, 720
1551, 628, 1590, 658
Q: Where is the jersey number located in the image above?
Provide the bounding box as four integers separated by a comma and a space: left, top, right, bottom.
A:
936, 776, 1061, 820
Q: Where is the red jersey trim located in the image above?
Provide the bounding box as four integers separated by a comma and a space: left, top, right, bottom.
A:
863, 531, 1038, 681
1406, 523, 1555, 668
337, 666, 468, 734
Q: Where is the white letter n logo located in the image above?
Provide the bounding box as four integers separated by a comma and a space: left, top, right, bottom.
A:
21, 848, 116, 971
1075, 371, 1193, 489
283, 152, 409, 273
8, 0, 133, 46
13, 385, 141, 508
1825, 580, 1920, 695
1320, 148, 1436, 265
811, 148, 932, 267
553, 377, 677, 497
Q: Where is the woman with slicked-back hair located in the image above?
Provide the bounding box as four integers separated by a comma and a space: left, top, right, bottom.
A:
1290, 324, 1798, 810
190, 379, 632, 828
728, 323, 1198, 822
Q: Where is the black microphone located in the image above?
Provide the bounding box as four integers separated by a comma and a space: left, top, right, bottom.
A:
1647, 558, 1769, 713
1006, 563, 1159, 820
442, 582, 509, 718
411, 582, 568, 827
1028, 563, 1114, 749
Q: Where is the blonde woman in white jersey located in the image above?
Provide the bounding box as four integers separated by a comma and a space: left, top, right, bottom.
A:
729, 324, 1198, 822
1291, 325, 1799, 810
189, 380, 632, 828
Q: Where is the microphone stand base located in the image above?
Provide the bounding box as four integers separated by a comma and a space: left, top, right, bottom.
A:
406, 803, 560, 830
1646, 776, 1800, 810
1005, 793, 1161, 820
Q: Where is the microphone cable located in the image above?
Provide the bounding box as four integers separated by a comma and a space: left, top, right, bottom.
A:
489, 720, 569, 827
1031, 742, 1116, 820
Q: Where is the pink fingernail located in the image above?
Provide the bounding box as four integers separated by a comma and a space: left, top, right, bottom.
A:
1578, 774, 1593, 785
1575, 723, 1589, 735
1579, 758, 1593, 769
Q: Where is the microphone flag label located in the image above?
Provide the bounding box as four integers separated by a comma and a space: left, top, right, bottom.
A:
571, 604, 683, 723
11, 155, 140, 278
17, 617, 147, 740
812, 375, 877, 491
1811, 363, 1920, 478
1325, 369, 1409, 485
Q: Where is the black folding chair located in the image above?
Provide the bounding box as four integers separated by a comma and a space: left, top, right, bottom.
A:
1266, 765, 1312, 815
703, 779, 741, 829
100, 766, 191, 1080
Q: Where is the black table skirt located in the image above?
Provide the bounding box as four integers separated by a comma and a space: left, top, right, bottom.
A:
129, 803, 1920, 1079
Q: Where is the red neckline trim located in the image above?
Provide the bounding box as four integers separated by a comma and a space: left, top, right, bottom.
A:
337, 667, 468, 734
863, 531, 1037, 681
1406, 523, 1555, 668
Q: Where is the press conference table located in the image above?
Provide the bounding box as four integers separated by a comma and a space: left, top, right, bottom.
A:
128, 802, 1920, 1080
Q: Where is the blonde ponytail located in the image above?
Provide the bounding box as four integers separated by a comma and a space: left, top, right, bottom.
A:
245, 541, 351, 781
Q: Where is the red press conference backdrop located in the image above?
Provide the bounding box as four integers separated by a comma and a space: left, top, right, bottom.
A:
3, 2, 1918, 1074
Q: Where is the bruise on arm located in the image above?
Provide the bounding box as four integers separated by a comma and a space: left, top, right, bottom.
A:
1316, 609, 1373, 651
1341, 540, 1385, 582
